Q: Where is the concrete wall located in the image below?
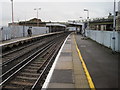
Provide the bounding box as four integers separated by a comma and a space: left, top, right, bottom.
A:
85, 30, 120, 52
0, 26, 49, 41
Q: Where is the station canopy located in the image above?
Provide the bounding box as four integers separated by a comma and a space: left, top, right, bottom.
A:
67, 21, 84, 26
46, 23, 66, 27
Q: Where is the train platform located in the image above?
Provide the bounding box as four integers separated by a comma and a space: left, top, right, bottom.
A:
42, 33, 119, 89
75, 34, 119, 88
1, 31, 119, 89
42, 33, 93, 89
0, 32, 63, 48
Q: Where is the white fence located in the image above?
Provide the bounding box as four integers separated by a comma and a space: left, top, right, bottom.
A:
85, 30, 120, 52
0, 26, 49, 41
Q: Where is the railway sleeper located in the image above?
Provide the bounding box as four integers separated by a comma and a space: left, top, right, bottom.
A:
26, 66, 40, 69
23, 69, 37, 73
10, 78, 36, 84
32, 60, 45, 64
33, 58, 45, 62
16, 76, 37, 81
4, 75, 39, 89
19, 72, 39, 77
3, 85, 24, 90
5, 81, 33, 89
30, 63, 42, 66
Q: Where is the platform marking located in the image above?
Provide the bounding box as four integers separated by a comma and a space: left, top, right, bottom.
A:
74, 35, 96, 90
42, 34, 70, 89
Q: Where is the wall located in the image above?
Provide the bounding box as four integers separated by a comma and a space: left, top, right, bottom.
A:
0, 26, 49, 41
85, 30, 120, 52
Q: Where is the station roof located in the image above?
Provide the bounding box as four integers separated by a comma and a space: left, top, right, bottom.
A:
67, 22, 84, 26
46, 23, 66, 27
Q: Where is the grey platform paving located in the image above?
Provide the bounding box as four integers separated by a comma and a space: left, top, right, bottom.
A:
47, 34, 89, 89
75, 34, 119, 88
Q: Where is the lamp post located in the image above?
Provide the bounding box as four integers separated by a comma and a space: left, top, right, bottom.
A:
83, 9, 89, 37
84, 9, 89, 30
11, 0, 14, 26
34, 8, 41, 26
112, 0, 116, 53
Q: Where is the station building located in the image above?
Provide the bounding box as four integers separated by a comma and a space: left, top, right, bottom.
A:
46, 23, 66, 33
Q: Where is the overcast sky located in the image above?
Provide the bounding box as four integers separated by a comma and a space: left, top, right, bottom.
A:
0, 0, 120, 26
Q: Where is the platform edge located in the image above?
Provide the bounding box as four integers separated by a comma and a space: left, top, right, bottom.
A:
74, 35, 96, 90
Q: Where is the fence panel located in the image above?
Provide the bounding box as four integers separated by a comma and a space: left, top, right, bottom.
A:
0, 26, 49, 41
85, 30, 120, 52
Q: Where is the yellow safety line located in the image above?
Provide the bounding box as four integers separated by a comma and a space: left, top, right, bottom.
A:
73, 35, 96, 90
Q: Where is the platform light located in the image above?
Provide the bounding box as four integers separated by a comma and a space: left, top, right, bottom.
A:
84, 9, 88, 11
10, 0, 14, 26
34, 8, 41, 26
84, 9, 89, 37
84, 9, 89, 29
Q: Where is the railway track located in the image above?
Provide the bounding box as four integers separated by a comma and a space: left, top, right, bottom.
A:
2, 34, 61, 66
1, 32, 70, 90
1, 34, 64, 75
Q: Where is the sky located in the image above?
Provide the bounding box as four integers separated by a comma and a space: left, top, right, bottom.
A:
0, 0, 120, 26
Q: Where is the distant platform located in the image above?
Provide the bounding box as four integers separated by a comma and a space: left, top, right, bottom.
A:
0, 32, 64, 49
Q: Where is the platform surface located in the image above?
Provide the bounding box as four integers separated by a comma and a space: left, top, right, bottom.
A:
75, 34, 119, 88
43, 33, 119, 89
43, 33, 90, 89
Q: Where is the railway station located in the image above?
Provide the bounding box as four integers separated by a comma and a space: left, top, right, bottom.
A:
0, 22, 119, 89
0, 1, 120, 90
